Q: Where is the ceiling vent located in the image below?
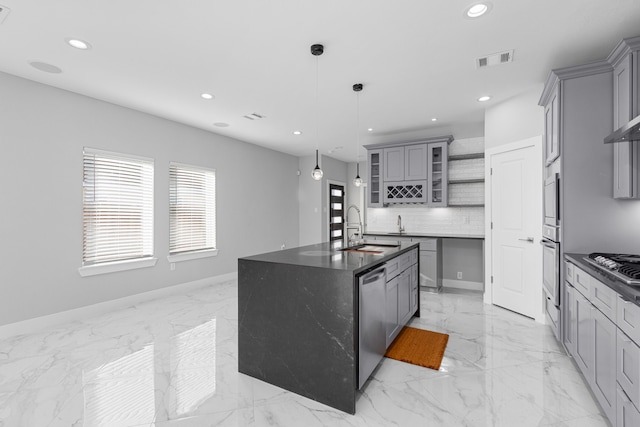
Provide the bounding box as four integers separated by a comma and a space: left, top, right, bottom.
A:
243, 113, 265, 121
476, 50, 514, 69
0, 5, 11, 24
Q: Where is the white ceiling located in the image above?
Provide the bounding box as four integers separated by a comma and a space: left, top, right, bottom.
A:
1, 0, 640, 162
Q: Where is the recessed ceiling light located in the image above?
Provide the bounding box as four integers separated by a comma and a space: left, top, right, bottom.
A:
213, 122, 229, 127
464, 3, 492, 18
431, 118, 438, 122
201, 93, 214, 100
478, 95, 492, 102
66, 38, 91, 50
29, 61, 62, 74
367, 128, 373, 132
293, 131, 302, 135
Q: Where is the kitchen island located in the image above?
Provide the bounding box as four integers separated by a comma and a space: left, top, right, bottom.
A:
238, 240, 419, 414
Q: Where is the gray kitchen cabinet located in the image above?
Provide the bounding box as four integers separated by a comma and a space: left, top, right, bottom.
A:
383, 147, 405, 182
368, 149, 383, 208
617, 385, 640, 427
617, 329, 640, 409
575, 289, 594, 375
564, 260, 640, 427
385, 144, 429, 182
609, 37, 640, 199
617, 294, 640, 346
593, 307, 617, 423
543, 82, 560, 165
365, 136, 453, 207
385, 275, 400, 347
410, 264, 418, 312
427, 142, 448, 206
397, 268, 412, 326
385, 248, 419, 347
405, 144, 428, 180
564, 281, 577, 357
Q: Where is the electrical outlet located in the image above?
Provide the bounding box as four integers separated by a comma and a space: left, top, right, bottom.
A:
170, 263, 175, 271
281, 244, 286, 250
457, 271, 463, 279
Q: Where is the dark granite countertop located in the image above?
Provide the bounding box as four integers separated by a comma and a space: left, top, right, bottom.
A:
239, 240, 419, 275
364, 231, 485, 240
565, 253, 640, 305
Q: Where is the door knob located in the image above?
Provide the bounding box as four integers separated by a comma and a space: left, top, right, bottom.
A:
518, 237, 534, 243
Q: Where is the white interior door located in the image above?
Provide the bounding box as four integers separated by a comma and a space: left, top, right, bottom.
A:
490, 143, 541, 319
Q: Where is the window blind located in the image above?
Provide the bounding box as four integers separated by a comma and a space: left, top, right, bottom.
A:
83, 148, 154, 266
169, 163, 216, 255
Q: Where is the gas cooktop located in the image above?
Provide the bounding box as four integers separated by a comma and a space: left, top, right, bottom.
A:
584, 253, 640, 286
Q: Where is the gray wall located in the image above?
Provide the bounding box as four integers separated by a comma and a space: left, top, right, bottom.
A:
0, 71, 300, 326
485, 85, 544, 149
298, 154, 349, 245
561, 72, 640, 254
442, 239, 484, 284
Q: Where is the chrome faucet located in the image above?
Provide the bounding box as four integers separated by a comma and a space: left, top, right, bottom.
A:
346, 204, 364, 244
397, 215, 405, 233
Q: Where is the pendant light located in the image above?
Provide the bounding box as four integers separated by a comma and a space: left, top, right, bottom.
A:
353, 83, 363, 187
312, 149, 323, 180
310, 44, 324, 180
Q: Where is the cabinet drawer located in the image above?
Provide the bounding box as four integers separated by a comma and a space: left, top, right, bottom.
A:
590, 278, 617, 321
574, 266, 591, 297
566, 262, 575, 285
414, 238, 437, 251
386, 251, 412, 280
397, 251, 413, 272
617, 329, 640, 408
617, 385, 640, 427
618, 296, 640, 346
410, 248, 418, 265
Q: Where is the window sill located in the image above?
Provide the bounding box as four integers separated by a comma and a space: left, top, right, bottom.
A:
78, 257, 158, 277
167, 249, 218, 263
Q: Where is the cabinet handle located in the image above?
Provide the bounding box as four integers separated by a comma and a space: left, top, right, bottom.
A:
519, 237, 534, 243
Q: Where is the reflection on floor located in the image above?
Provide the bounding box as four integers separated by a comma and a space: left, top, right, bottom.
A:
0, 280, 608, 426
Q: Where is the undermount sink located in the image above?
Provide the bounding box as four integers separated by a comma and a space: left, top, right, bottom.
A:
340, 243, 399, 253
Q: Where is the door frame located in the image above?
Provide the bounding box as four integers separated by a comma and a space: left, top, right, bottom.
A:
484, 136, 545, 323
326, 179, 347, 243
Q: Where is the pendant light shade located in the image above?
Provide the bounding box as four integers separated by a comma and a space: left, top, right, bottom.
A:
311, 149, 323, 180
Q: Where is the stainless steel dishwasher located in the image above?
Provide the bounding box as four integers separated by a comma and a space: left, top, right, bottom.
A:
358, 265, 386, 389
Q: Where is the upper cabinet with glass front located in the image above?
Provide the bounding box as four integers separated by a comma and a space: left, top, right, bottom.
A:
364, 136, 452, 207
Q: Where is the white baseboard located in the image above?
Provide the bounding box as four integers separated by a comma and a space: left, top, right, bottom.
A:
0, 272, 237, 340
442, 279, 484, 292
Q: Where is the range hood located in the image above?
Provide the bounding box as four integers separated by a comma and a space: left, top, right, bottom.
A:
604, 115, 640, 144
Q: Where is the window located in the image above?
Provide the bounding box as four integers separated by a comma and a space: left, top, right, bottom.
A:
79, 148, 155, 276
168, 162, 217, 262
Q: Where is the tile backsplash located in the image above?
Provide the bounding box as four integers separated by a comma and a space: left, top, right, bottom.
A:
366, 205, 484, 235
365, 136, 485, 236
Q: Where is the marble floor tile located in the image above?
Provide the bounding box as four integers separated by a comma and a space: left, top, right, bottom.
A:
0, 283, 609, 426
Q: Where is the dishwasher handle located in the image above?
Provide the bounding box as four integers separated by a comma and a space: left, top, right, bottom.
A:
362, 267, 386, 285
